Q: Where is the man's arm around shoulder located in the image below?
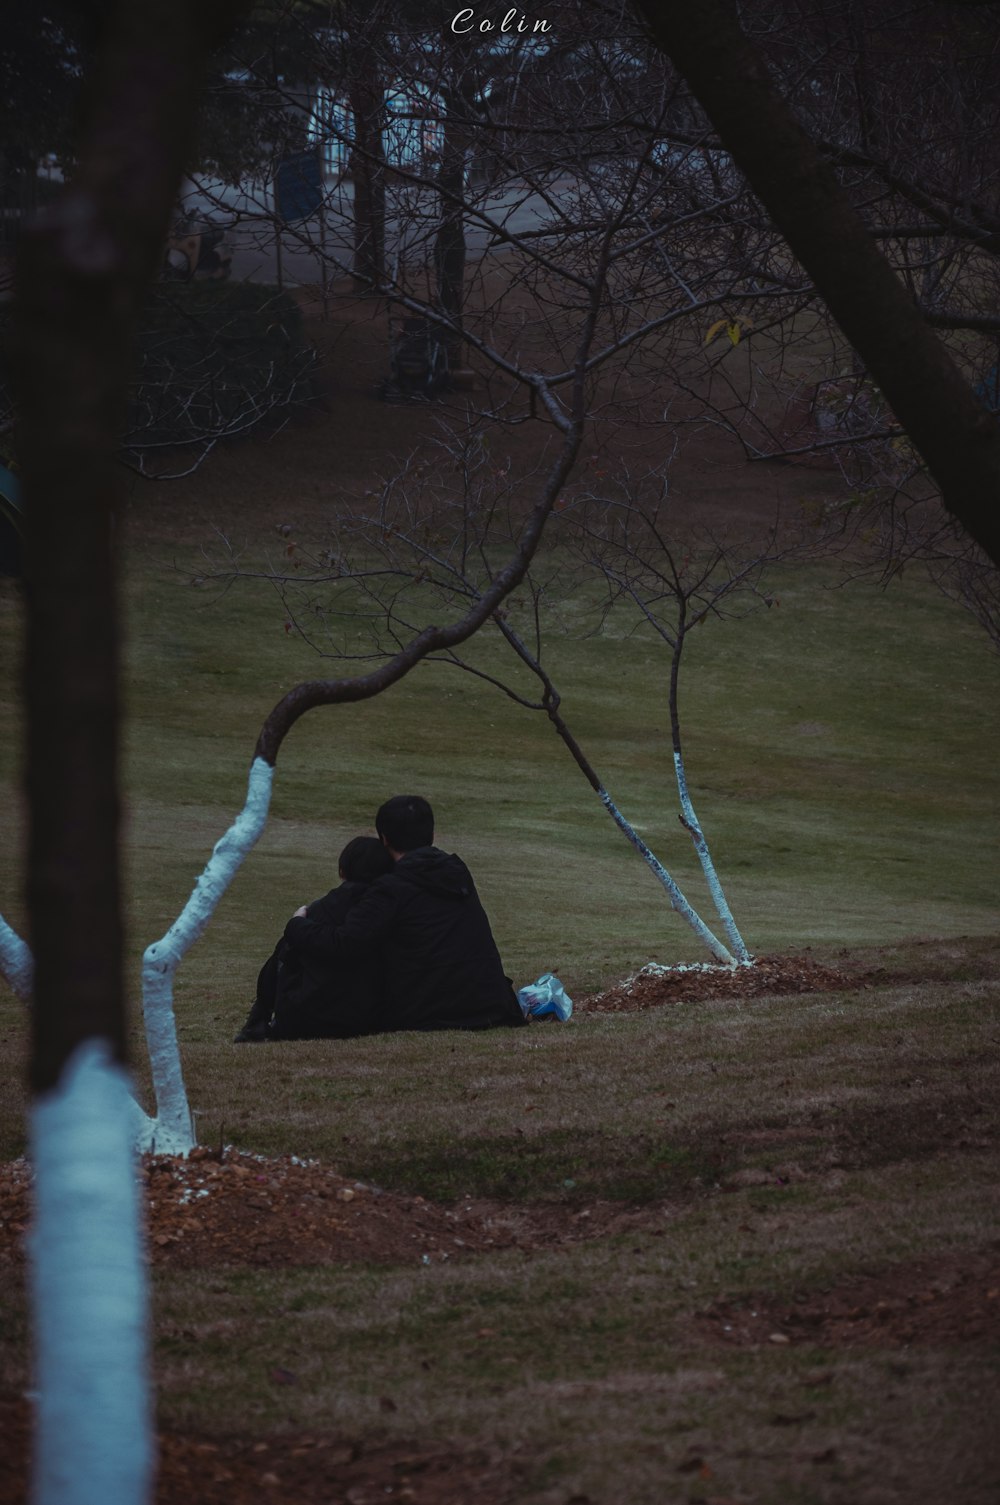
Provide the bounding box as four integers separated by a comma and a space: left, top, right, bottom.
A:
284, 874, 401, 962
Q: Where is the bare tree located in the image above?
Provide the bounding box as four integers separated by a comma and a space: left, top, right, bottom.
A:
123, 284, 318, 479
215, 437, 824, 968
633, 0, 1000, 570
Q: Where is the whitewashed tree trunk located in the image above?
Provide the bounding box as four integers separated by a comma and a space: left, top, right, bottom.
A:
0, 915, 33, 1001
672, 750, 752, 964
141, 756, 275, 1154
29, 1040, 153, 1505
597, 788, 734, 964
0, 919, 161, 1151
4, 761, 276, 1157
479, 615, 737, 965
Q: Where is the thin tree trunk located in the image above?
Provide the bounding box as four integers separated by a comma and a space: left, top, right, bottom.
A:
635, 0, 1000, 569
434, 85, 469, 371
349, 52, 386, 288
0, 915, 33, 1000
141, 757, 274, 1153
490, 616, 735, 964
668, 637, 751, 962
672, 748, 750, 963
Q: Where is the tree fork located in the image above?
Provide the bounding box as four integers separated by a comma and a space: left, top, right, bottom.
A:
253, 430, 579, 766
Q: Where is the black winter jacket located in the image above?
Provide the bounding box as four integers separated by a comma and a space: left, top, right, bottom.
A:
283, 847, 524, 1033
270, 880, 383, 1039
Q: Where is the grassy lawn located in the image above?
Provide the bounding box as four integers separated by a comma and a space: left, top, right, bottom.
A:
1, 966, 998, 1501
0, 356, 998, 1499
5, 526, 997, 997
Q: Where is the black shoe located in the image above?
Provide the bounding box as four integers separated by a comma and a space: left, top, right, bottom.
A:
233, 1006, 272, 1043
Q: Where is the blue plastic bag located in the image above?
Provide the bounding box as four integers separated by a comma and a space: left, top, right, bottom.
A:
517, 972, 573, 1022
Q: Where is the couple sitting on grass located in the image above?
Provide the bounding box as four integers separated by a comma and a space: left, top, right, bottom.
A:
235, 794, 530, 1043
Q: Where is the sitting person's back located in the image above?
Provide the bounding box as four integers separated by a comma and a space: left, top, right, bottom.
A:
236, 836, 392, 1042
284, 796, 524, 1033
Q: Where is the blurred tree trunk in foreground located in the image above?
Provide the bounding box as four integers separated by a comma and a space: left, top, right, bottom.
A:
12, 4, 244, 1500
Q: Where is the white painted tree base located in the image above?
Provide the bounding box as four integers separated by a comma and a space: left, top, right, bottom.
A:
1, 759, 276, 1160
141, 757, 275, 1154
29, 1039, 153, 1505
597, 786, 735, 963
0, 914, 33, 1001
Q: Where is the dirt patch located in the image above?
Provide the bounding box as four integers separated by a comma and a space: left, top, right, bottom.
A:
0, 1152, 509, 1271
694, 1244, 1000, 1350
0, 1150, 681, 1272
0, 1396, 521, 1505
578, 952, 860, 1013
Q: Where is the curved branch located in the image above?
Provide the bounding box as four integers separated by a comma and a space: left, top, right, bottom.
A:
254, 415, 581, 764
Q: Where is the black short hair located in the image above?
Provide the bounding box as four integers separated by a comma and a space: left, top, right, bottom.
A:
375, 794, 434, 853
338, 835, 393, 884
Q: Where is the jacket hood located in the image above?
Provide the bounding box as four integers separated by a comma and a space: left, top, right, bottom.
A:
394, 847, 473, 899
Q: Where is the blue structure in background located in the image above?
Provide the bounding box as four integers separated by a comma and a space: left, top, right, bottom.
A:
305, 82, 445, 176
275, 149, 324, 222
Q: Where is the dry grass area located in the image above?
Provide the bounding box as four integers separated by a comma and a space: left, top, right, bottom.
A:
130, 271, 848, 556
1, 946, 999, 1504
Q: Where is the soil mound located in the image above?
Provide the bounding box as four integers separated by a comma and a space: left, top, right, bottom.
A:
580, 952, 858, 1013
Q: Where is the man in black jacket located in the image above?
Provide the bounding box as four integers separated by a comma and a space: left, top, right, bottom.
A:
283, 795, 525, 1034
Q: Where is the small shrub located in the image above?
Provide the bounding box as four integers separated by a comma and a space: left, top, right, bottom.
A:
126, 282, 318, 459
0, 282, 318, 473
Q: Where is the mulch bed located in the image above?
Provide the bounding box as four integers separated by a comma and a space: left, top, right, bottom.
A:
578, 952, 861, 1013
0, 1150, 678, 1272
0, 1151, 517, 1271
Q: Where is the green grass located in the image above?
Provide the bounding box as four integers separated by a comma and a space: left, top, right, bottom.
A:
5, 541, 996, 989
135, 551, 1000, 968
0, 534, 998, 1150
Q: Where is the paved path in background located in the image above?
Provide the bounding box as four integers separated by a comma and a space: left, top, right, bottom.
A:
179, 174, 580, 288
